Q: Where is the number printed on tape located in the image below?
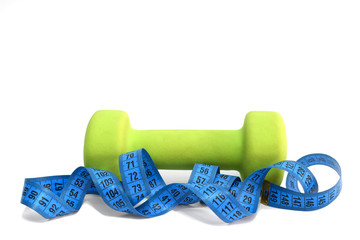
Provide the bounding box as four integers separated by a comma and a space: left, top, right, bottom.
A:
21, 149, 342, 223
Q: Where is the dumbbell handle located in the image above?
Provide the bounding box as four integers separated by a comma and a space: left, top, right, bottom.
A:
84, 110, 287, 185
128, 129, 242, 170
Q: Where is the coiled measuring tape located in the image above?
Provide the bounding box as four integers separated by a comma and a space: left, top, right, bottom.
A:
21, 149, 342, 223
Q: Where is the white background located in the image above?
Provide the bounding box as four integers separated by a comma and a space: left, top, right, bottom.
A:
0, 0, 359, 239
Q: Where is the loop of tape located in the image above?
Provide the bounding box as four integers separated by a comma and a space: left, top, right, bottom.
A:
21, 149, 342, 223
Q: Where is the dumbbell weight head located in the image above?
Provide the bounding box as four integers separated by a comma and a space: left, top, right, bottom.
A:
84, 110, 286, 185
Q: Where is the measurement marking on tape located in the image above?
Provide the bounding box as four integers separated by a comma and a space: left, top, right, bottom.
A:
21, 149, 342, 223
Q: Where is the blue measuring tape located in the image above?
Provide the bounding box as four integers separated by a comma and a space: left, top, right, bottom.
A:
21, 149, 342, 223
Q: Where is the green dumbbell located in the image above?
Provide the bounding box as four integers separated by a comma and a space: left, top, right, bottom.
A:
84, 110, 287, 185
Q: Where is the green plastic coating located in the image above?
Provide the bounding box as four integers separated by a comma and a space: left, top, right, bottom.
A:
84, 110, 287, 185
